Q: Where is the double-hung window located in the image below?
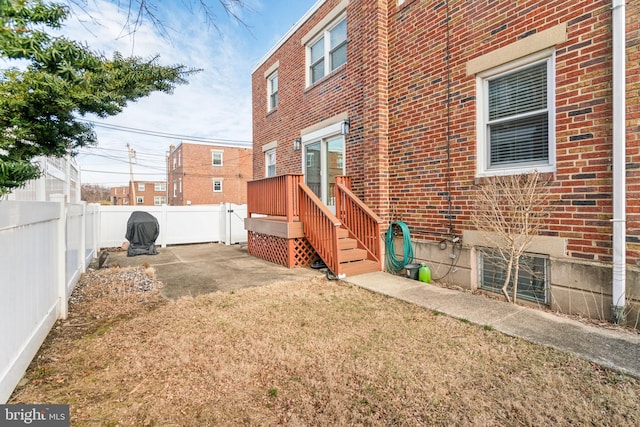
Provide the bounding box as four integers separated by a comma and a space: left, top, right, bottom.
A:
307, 16, 347, 85
477, 51, 555, 176
267, 71, 278, 111
213, 179, 223, 193
265, 149, 276, 177
212, 151, 223, 166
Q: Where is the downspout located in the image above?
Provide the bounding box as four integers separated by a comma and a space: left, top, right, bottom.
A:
611, 0, 626, 323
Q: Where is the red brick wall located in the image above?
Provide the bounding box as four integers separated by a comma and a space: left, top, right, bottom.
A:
252, 0, 640, 264
385, 0, 639, 264
168, 143, 252, 205
109, 186, 130, 205
128, 181, 166, 206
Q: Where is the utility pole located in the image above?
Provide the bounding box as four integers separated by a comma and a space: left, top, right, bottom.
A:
127, 143, 137, 206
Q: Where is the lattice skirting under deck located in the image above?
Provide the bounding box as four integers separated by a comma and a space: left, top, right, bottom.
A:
248, 231, 318, 268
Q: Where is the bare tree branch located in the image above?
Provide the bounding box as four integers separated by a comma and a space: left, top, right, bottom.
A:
472, 172, 551, 303
67, 0, 253, 41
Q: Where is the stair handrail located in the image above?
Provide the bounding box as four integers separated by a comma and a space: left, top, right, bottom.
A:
335, 181, 384, 270
298, 182, 343, 276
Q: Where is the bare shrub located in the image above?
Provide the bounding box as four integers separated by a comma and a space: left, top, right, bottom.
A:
472, 172, 551, 303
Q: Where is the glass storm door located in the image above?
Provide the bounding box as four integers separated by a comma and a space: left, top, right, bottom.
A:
305, 141, 322, 201
304, 136, 345, 209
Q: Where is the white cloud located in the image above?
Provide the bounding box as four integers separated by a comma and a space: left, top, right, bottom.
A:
65, 0, 255, 184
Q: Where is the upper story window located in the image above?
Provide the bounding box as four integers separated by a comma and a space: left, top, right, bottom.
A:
212, 151, 223, 166
307, 15, 347, 86
267, 71, 278, 111
265, 149, 276, 177
137, 183, 145, 192
155, 183, 166, 192
476, 51, 555, 177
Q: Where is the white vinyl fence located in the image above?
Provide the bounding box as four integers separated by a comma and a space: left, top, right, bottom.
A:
99, 203, 247, 248
1, 200, 246, 403
0, 197, 97, 403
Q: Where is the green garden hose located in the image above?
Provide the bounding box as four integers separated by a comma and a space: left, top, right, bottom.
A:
385, 221, 414, 273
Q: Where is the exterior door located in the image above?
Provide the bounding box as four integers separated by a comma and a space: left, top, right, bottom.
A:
304, 135, 345, 209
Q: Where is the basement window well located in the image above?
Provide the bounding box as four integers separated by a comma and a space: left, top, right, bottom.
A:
478, 248, 548, 304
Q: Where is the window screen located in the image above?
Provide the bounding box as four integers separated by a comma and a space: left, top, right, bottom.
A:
486, 61, 550, 169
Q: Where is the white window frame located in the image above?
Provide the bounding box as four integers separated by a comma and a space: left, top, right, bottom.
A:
265, 149, 276, 177
136, 196, 144, 204
212, 151, 223, 166
306, 14, 347, 86
267, 70, 278, 111
301, 121, 346, 208
137, 183, 145, 192
476, 49, 556, 177
213, 178, 223, 193
154, 196, 165, 206
173, 181, 177, 197
154, 183, 166, 192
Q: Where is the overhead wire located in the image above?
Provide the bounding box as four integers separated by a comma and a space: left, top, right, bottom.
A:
79, 119, 252, 144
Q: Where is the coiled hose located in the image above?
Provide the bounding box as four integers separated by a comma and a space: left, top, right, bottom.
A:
385, 221, 414, 273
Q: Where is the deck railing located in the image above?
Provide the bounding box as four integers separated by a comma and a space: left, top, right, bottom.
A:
298, 182, 342, 276
335, 178, 384, 269
247, 174, 303, 221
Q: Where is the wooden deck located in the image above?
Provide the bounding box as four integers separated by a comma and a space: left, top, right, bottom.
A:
246, 175, 383, 277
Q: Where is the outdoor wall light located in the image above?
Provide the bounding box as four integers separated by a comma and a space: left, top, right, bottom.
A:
294, 138, 301, 151
341, 118, 351, 135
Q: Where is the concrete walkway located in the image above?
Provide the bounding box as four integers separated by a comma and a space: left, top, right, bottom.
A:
344, 272, 640, 379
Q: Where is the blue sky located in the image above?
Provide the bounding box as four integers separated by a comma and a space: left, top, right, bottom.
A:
67, 0, 318, 186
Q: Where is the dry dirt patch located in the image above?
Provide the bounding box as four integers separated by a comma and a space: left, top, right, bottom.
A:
10, 267, 640, 426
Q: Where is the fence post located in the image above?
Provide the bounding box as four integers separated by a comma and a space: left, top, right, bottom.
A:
161, 203, 168, 248
51, 194, 68, 319
93, 204, 100, 254
79, 201, 87, 272
220, 203, 228, 245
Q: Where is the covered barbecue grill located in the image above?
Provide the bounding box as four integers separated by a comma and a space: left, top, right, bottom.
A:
125, 211, 159, 256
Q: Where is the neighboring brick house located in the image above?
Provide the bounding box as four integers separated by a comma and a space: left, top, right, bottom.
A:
167, 141, 253, 205
111, 181, 167, 205
251, 1, 639, 323
110, 185, 130, 205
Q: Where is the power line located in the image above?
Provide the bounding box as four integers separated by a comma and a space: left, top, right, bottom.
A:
78, 146, 168, 158
80, 119, 253, 145
81, 169, 165, 176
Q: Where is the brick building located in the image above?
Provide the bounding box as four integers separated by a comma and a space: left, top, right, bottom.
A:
251, 1, 639, 323
110, 185, 130, 205
167, 141, 253, 205
110, 181, 167, 206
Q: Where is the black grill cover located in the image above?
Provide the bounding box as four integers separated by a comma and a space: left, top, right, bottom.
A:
125, 211, 159, 256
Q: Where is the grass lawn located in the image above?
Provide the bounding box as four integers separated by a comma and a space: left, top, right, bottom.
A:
10, 267, 640, 426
